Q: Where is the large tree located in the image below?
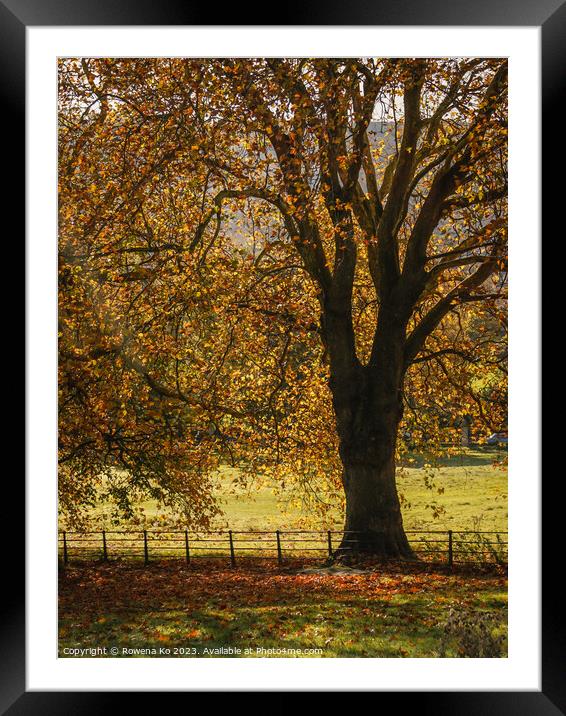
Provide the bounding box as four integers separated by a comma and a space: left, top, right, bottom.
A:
58, 58, 507, 556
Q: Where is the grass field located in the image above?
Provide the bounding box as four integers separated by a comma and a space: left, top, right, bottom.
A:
59, 561, 507, 658
59, 447, 507, 658
72, 447, 507, 534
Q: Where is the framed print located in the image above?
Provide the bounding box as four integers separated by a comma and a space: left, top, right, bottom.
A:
10, 0, 554, 709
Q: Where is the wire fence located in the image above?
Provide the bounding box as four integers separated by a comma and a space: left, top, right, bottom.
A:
58, 528, 508, 567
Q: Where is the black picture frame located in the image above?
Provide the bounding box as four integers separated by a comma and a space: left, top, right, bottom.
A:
9, 0, 553, 709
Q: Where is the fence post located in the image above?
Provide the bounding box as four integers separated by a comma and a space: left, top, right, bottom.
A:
229, 530, 236, 567
143, 530, 149, 565
327, 530, 333, 558
185, 530, 190, 564
62, 531, 68, 565
448, 530, 453, 570
276, 530, 283, 565
102, 530, 108, 562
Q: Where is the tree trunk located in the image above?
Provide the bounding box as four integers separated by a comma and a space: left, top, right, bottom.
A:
337, 451, 414, 560
331, 365, 414, 561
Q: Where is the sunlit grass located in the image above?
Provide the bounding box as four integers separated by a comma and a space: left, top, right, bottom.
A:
62, 447, 507, 534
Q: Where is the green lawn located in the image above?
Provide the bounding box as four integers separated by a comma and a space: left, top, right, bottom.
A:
72, 447, 507, 534
396, 447, 507, 532
59, 561, 507, 658
59, 447, 507, 659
